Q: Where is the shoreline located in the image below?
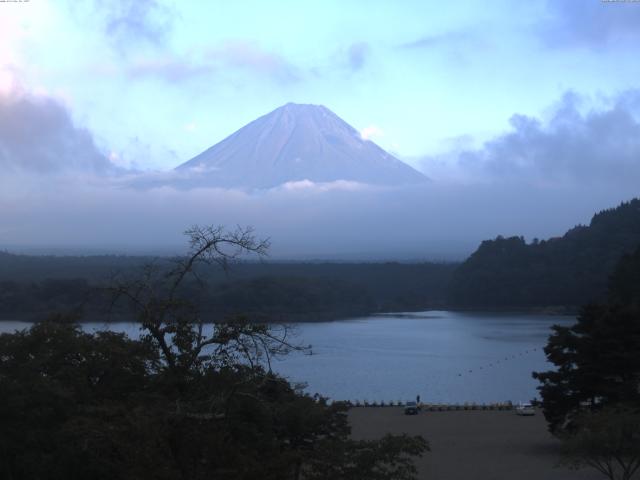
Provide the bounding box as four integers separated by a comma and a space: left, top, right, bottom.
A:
0, 306, 578, 324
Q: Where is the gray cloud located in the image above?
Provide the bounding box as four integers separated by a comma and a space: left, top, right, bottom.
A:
128, 56, 215, 82
347, 42, 370, 71
0, 89, 117, 174
397, 30, 486, 68
125, 37, 369, 85
127, 41, 299, 84
540, 0, 640, 48
399, 31, 476, 50
210, 40, 300, 83
100, 0, 174, 46
421, 90, 640, 186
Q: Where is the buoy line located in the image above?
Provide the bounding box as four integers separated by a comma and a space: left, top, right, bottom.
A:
455, 347, 540, 377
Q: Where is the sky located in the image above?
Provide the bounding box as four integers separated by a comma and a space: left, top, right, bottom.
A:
1, 0, 640, 258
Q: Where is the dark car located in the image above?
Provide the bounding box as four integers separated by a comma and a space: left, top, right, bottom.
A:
404, 401, 419, 415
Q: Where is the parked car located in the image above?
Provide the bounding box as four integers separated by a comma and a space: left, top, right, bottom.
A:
404, 401, 419, 415
515, 403, 535, 416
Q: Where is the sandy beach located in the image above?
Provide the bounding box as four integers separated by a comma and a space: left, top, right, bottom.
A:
349, 407, 603, 480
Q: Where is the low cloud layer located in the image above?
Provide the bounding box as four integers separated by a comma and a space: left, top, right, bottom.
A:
1, 173, 634, 260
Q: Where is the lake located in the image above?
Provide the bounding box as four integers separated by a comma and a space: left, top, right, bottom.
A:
0, 311, 573, 404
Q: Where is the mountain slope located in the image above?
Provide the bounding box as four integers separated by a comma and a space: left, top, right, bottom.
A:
174, 103, 427, 189
448, 198, 640, 308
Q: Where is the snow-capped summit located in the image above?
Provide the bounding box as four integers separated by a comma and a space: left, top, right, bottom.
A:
174, 103, 427, 189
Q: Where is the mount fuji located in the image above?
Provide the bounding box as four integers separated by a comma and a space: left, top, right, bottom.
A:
173, 103, 427, 189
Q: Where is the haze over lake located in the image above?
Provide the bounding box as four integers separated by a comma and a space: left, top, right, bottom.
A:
0, 311, 572, 404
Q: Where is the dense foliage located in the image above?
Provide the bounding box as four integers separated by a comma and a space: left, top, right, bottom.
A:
533, 243, 640, 433
0, 321, 427, 480
0, 226, 428, 479
449, 199, 640, 308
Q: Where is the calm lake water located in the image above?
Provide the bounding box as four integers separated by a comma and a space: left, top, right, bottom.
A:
0, 311, 574, 404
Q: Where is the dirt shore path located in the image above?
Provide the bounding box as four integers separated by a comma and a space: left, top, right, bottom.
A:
349, 407, 603, 480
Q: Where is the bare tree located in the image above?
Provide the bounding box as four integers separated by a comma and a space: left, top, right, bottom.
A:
107, 225, 303, 379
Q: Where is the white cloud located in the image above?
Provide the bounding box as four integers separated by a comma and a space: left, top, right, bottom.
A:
360, 125, 384, 141
0, 71, 16, 96
276, 179, 371, 193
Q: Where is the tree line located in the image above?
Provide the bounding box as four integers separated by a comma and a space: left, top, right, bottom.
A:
0, 255, 455, 322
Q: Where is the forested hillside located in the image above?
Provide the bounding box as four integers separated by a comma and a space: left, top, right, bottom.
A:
448, 199, 640, 309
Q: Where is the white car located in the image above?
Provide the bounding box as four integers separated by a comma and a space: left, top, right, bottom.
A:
515, 403, 535, 416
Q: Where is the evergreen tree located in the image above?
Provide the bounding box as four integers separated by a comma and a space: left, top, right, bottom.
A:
533, 244, 640, 433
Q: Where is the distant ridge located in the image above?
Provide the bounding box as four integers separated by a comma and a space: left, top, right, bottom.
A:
173, 103, 427, 189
